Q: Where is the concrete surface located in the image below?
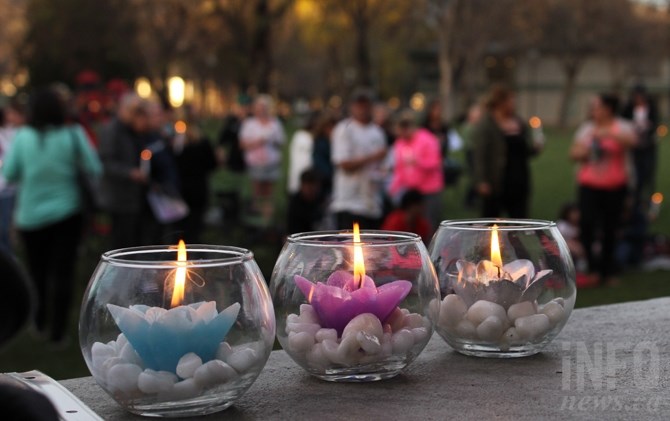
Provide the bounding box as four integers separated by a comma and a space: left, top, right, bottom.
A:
62, 298, 670, 420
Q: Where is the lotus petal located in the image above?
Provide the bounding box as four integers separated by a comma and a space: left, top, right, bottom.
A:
456, 260, 477, 281
503, 259, 535, 285
476, 260, 501, 285
475, 280, 524, 309
520, 270, 553, 302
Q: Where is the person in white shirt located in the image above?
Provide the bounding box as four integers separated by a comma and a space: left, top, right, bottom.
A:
287, 113, 317, 194
330, 89, 387, 229
240, 95, 285, 217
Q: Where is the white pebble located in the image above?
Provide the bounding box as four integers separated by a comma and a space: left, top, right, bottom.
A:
167, 378, 202, 401
176, 353, 202, 379
515, 314, 551, 340
391, 329, 414, 355
306, 343, 328, 369
552, 297, 565, 307
320, 339, 340, 364
120, 342, 143, 367
107, 363, 142, 393
100, 357, 124, 384
476, 316, 504, 342
299, 304, 319, 324
215, 342, 233, 361
400, 308, 410, 316
116, 333, 128, 352
336, 334, 361, 365
386, 308, 406, 332
227, 348, 258, 373
357, 331, 381, 354
411, 327, 430, 344
454, 319, 477, 339
466, 300, 508, 326
541, 302, 566, 327
342, 313, 383, 341
288, 331, 315, 353
287, 314, 300, 324
286, 322, 321, 336
404, 313, 425, 329
193, 360, 237, 388
507, 301, 537, 322
92, 342, 116, 367
315, 328, 338, 343
138, 369, 178, 394
439, 294, 468, 327
502, 327, 521, 345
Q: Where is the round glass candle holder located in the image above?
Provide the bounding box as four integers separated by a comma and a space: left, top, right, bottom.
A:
270, 230, 440, 382
428, 219, 577, 358
79, 245, 275, 417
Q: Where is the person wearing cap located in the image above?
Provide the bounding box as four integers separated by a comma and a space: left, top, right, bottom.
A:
389, 109, 444, 230
330, 88, 387, 229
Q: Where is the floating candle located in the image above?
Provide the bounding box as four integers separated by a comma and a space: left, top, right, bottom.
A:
294, 224, 412, 334
103, 241, 241, 373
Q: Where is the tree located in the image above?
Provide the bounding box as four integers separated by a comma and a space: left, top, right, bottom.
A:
22, 0, 140, 86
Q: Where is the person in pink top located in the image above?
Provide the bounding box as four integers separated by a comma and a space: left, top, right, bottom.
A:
389, 110, 444, 229
570, 93, 637, 286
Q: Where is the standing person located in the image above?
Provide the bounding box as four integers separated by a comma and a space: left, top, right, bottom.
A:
2, 88, 102, 343
461, 103, 483, 209
472, 85, 539, 218
311, 112, 338, 198
98, 93, 150, 249
0, 97, 27, 253
389, 110, 444, 230
330, 89, 387, 229
286, 169, 322, 234
570, 94, 637, 285
621, 85, 658, 204
287, 113, 317, 194
217, 95, 250, 173
239, 95, 285, 219
381, 190, 432, 244
173, 123, 218, 243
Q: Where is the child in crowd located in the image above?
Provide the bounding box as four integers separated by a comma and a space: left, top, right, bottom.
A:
557, 203, 587, 274
381, 190, 432, 243
286, 169, 322, 234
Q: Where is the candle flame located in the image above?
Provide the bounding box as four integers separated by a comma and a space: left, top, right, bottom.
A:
170, 240, 187, 308
353, 223, 366, 288
491, 224, 503, 268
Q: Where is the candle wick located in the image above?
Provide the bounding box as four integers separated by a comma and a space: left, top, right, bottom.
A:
496, 266, 501, 278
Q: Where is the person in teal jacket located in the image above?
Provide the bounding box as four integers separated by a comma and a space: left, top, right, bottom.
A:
2, 87, 102, 343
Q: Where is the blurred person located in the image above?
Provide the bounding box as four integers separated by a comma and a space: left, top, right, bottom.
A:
381, 189, 432, 244
423, 98, 463, 161
557, 203, 586, 271
622, 84, 659, 203
173, 123, 218, 243
239, 95, 285, 218
461, 102, 483, 209
330, 88, 387, 229
389, 109, 444, 230
287, 112, 318, 194
472, 85, 539, 218
2, 87, 102, 343
99, 93, 151, 248
570, 93, 637, 285
0, 97, 28, 253
311, 112, 338, 197
218, 94, 251, 173
373, 102, 394, 146
287, 169, 322, 234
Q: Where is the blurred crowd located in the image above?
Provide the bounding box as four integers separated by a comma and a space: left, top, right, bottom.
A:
0, 82, 663, 343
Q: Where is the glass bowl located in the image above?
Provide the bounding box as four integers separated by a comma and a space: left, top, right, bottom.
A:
79, 244, 275, 417
428, 219, 576, 358
270, 229, 440, 382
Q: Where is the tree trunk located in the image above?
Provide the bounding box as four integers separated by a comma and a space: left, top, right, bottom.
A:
437, 8, 453, 121
251, 0, 272, 93
558, 62, 580, 128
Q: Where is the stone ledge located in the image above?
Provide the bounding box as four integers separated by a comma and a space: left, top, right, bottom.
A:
62, 297, 670, 420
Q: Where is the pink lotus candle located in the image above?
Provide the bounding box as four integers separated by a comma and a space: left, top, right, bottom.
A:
294, 224, 412, 334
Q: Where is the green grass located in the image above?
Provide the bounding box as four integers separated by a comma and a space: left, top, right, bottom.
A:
0, 125, 668, 380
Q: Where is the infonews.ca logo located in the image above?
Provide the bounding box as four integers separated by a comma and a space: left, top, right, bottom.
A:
559, 341, 665, 413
